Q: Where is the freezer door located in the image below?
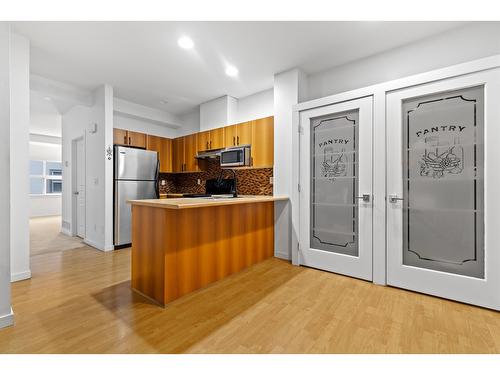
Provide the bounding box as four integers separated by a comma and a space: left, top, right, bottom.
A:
114, 146, 158, 180
114, 180, 157, 246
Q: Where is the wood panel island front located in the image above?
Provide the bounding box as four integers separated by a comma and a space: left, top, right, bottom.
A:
128, 196, 288, 306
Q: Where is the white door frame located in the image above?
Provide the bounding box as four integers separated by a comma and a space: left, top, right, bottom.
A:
71, 135, 85, 238
293, 54, 500, 286
298, 97, 373, 280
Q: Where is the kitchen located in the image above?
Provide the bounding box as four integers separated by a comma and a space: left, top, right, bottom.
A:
112, 115, 284, 304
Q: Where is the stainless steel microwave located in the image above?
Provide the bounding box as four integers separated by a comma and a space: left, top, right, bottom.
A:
220, 145, 251, 167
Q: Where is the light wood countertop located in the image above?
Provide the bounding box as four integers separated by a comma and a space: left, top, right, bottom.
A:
129, 195, 288, 209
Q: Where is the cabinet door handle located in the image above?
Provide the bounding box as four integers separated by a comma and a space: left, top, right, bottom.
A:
128, 136, 131, 145
233, 136, 235, 146
206, 141, 209, 149
210, 140, 212, 149
237, 136, 240, 145
124, 135, 127, 144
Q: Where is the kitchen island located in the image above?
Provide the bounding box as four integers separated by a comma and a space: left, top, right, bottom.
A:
128, 195, 288, 306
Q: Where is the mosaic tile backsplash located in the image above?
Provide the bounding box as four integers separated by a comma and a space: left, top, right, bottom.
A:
159, 159, 273, 196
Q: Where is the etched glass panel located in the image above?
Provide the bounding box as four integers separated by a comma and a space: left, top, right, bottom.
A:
310, 110, 359, 256
402, 86, 484, 278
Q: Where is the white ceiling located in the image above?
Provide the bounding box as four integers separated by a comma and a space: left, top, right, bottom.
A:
12, 21, 466, 115
30, 92, 62, 137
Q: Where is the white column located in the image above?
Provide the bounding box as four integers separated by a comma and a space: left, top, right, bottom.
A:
0, 22, 14, 329
9, 33, 30, 282
273, 69, 307, 261
103, 84, 114, 251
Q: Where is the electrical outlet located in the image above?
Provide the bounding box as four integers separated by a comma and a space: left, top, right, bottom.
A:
269, 176, 274, 185
161, 180, 166, 186
197, 178, 201, 185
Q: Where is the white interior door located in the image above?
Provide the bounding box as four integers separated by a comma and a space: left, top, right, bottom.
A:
75, 138, 85, 239
299, 97, 373, 280
387, 68, 500, 310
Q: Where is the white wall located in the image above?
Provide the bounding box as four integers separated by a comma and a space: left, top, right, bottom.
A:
273, 69, 307, 261
9, 33, 30, 282
177, 110, 200, 137
199, 95, 237, 131
62, 85, 114, 251
0, 22, 13, 329
114, 113, 178, 138
307, 22, 500, 101
235, 89, 274, 123
30, 93, 62, 137
186, 89, 273, 136
29, 141, 62, 217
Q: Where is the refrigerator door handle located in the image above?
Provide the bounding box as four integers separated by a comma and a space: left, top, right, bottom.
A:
154, 159, 160, 198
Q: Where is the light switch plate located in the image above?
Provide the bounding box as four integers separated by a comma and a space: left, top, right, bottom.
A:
161, 180, 166, 186
269, 176, 274, 185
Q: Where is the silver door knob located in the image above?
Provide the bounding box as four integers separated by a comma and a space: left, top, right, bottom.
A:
389, 195, 403, 203
356, 194, 371, 202
73, 191, 79, 195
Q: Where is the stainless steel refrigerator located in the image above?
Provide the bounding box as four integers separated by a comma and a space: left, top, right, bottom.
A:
114, 145, 159, 247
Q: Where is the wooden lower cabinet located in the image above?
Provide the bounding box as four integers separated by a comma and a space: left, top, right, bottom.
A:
147, 135, 172, 173
251, 116, 274, 167
131, 202, 274, 306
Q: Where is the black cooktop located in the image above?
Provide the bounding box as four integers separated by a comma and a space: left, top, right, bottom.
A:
183, 178, 236, 198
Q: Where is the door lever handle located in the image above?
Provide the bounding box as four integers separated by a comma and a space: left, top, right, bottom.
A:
389, 195, 404, 203
356, 194, 371, 202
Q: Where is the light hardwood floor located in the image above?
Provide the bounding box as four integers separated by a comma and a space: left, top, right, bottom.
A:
30, 216, 83, 256
1, 246, 500, 353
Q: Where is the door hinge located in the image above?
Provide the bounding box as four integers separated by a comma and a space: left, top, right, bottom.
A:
297, 183, 301, 192
297, 242, 301, 253
298, 125, 304, 134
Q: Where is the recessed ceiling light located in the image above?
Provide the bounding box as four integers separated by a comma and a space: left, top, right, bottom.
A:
44, 96, 52, 101
225, 65, 238, 77
177, 36, 194, 50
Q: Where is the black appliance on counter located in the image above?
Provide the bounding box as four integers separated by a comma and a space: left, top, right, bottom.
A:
183, 174, 237, 198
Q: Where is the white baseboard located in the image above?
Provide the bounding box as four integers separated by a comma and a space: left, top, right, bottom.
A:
0, 308, 14, 329
11, 270, 31, 282
60, 227, 72, 236
274, 251, 291, 261
83, 239, 114, 252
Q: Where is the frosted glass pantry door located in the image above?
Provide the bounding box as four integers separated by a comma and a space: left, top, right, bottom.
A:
387, 68, 500, 310
299, 97, 373, 281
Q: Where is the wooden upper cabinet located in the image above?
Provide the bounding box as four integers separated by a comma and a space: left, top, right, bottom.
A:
113, 128, 147, 149
224, 125, 237, 147
184, 133, 199, 172
113, 128, 128, 146
172, 137, 184, 173
236, 121, 252, 146
209, 127, 224, 150
147, 135, 172, 173
251, 116, 274, 167
127, 131, 147, 148
197, 130, 211, 152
